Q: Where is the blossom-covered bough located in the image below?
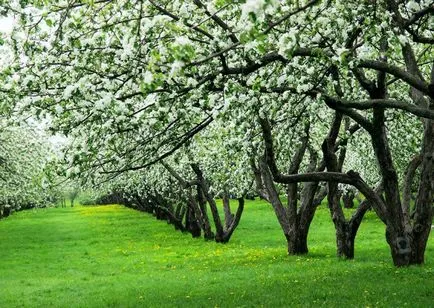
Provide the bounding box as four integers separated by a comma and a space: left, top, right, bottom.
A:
88, 119, 251, 243
3, 0, 433, 266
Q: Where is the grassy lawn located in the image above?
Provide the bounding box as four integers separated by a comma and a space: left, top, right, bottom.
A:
0, 200, 433, 307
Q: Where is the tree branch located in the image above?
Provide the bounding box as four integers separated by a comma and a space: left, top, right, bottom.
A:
322, 95, 374, 132
264, 0, 321, 34
358, 60, 433, 99
161, 161, 197, 188
326, 96, 434, 120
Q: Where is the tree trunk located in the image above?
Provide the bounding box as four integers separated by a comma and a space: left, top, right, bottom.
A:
186, 206, 201, 238
250, 158, 270, 201
286, 225, 309, 255
188, 191, 214, 240
222, 193, 234, 230
342, 191, 355, 209
323, 135, 354, 259
386, 227, 412, 266
371, 107, 414, 266
191, 164, 226, 242
335, 224, 355, 259
3, 206, 11, 218
295, 181, 321, 255
286, 181, 300, 254
220, 198, 245, 243
409, 114, 434, 264
258, 116, 321, 256
259, 158, 291, 239
260, 157, 315, 255
402, 155, 422, 216
141, 198, 155, 214
172, 203, 184, 231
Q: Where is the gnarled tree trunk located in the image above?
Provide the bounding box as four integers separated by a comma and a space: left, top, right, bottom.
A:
188, 190, 214, 240
342, 191, 355, 209
409, 113, 434, 264
185, 205, 201, 238
191, 164, 245, 243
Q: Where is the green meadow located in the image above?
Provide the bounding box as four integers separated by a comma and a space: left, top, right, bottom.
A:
0, 201, 433, 307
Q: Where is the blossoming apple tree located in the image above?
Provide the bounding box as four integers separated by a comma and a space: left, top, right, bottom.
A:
0, 120, 59, 218
3, 0, 433, 266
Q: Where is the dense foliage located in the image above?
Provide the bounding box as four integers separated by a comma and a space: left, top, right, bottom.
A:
0, 120, 58, 218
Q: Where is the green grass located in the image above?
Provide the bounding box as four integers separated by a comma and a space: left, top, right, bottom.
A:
0, 200, 433, 307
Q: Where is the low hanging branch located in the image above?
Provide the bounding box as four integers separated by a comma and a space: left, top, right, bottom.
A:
258, 116, 388, 221
358, 60, 434, 99
160, 161, 197, 188
323, 95, 434, 120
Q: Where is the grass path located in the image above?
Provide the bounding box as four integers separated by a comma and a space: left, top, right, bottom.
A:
0, 202, 433, 307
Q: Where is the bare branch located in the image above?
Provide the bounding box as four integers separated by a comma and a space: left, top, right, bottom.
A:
160, 161, 197, 188
264, 0, 321, 34
192, 0, 238, 43
326, 96, 434, 120
358, 60, 433, 99
322, 96, 374, 132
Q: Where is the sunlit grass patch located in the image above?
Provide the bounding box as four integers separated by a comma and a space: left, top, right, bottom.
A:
0, 201, 432, 307
77, 204, 125, 215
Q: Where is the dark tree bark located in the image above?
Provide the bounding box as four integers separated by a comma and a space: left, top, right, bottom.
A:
321, 112, 355, 259
297, 181, 321, 254
172, 203, 185, 231
160, 161, 215, 239
321, 27, 434, 265
192, 163, 225, 241
251, 158, 271, 201
188, 189, 214, 240
259, 157, 295, 253
191, 163, 245, 243
257, 118, 324, 255
139, 194, 156, 213
409, 112, 434, 264
259, 156, 321, 255
342, 191, 355, 209
402, 154, 422, 217
222, 193, 234, 230
323, 134, 351, 259
257, 110, 385, 260
371, 106, 412, 266
146, 192, 188, 232
3, 206, 10, 218
185, 205, 201, 238
0, 205, 6, 219
322, 127, 385, 259
141, 198, 155, 213
220, 198, 245, 243
379, 0, 433, 266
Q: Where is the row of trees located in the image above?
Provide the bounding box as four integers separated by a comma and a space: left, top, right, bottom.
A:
0, 119, 59, 218
1, 0, 433, 266
88, 120, 251, 243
